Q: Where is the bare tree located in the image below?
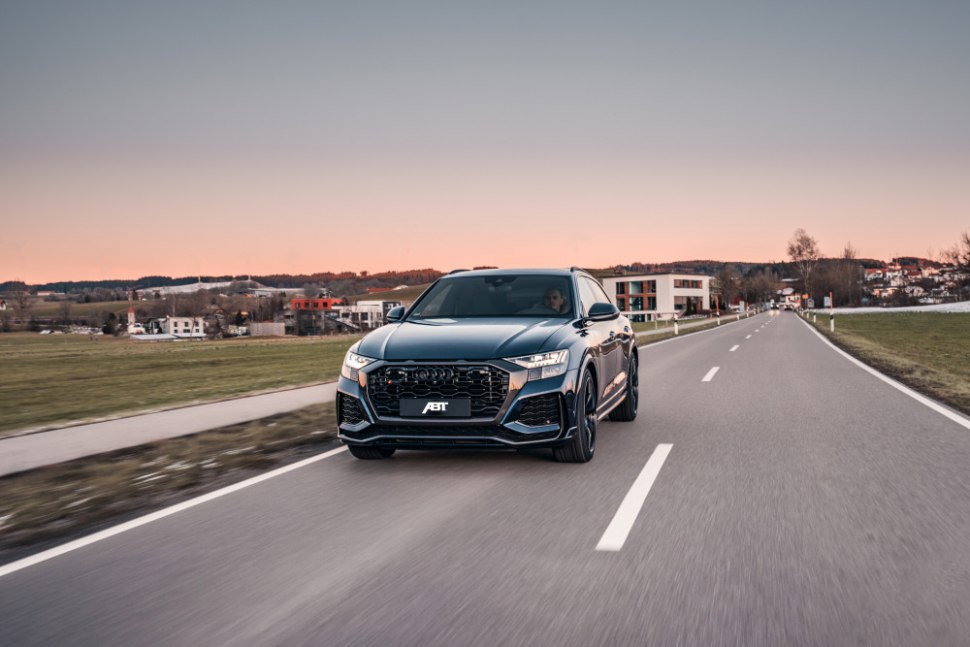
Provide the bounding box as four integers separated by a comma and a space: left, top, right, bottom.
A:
178, 291, 209, 317
821, 242, 865, 306
787, 228, 821, 296
741, 269, 781, 306
58, 299, 75, 326
715, 265, 741, 310
943, 230, 970, 299
943, 230, 970, 270
9, 283, 33, 325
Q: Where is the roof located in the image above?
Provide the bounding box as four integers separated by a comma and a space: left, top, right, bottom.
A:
441, 268, 577, 279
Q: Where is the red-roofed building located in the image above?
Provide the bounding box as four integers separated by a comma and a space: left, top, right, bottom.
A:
290, 298, 345, 311
288, 298, 347, 335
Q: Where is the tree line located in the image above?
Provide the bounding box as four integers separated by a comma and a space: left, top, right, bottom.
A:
0, 268, 444, 295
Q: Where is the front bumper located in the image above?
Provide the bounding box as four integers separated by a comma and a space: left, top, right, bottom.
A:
337, 360, 579, 449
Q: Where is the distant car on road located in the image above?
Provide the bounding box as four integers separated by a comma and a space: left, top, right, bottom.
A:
336, 268, 639, 462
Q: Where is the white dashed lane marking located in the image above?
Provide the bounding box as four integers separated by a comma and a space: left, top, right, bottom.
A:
596, 444, 673, 552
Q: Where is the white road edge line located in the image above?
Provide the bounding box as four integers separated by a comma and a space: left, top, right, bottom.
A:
0, 446, 349, 579
596, 443, 673, 552
730, 345, 740, 352
799, 319, 970, 431
702, 367, 720, 382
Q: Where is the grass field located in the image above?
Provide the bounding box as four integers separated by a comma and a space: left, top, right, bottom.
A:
0, 333, 359, 435
808, 312, 970, 415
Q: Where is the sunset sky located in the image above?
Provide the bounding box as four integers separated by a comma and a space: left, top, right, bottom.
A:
2, 1, 968, 283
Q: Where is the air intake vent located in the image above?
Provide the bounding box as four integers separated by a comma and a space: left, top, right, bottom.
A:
339, 394, 366, 425
516, 393, 561, 427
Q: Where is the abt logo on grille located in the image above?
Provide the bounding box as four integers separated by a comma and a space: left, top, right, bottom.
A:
422, 402, 449, 414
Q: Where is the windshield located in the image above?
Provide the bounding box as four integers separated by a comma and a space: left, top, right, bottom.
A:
408, 275, 575, 319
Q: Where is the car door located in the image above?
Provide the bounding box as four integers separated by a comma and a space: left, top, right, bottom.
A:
586, 276, 628, 380
576, 276, 619, 401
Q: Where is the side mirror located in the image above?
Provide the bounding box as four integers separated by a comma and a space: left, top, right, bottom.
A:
586, 302, 619, 322
385, 306, 405, 323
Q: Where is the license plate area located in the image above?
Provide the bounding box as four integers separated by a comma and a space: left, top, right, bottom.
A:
400, 399, 472, 417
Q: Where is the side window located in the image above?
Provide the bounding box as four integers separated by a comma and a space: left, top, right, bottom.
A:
590, 279, 611, 304
577, 278, 599, 316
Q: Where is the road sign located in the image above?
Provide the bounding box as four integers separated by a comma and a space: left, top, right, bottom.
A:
824, 296, 831, 307
807, 299, 815, 309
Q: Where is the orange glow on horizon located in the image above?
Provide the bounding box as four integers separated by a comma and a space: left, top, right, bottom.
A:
3, 157, 967, 283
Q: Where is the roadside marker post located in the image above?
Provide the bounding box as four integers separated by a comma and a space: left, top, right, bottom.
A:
674, 319, 679, 335
829, 292, 834, 332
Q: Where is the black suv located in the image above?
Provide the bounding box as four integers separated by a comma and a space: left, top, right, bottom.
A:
336, 268, 639, 462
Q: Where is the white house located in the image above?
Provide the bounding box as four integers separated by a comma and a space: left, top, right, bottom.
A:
599, 274, 712, 321
331, 300, 403, 330
147, 316, 206, 339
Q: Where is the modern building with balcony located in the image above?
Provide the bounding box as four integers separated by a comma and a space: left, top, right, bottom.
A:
599, 274, 712, 321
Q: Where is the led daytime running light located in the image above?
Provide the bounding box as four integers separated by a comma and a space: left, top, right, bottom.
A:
507, 350, 568, 370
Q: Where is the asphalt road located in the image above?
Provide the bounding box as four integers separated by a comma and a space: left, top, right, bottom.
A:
3, 312, 970, 646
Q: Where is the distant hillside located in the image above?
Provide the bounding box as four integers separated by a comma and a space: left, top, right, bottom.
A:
605, 257, 888, 279
892, 256, 944, 269
345, 284, 432, 305
5, 256, 933, 296
1, 269, 444, 297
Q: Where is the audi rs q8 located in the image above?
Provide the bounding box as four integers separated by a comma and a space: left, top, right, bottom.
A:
336, 268, 639, 463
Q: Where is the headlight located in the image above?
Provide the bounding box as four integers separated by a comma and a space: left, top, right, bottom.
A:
506, 350, 569, 380
341, 351, 375, 380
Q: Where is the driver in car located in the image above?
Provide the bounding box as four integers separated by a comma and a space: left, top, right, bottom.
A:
541, 288, 569, 314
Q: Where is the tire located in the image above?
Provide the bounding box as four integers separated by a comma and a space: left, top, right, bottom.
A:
608, 354, 639, 422
553, 369, 596, 463
347, 444, 395, 460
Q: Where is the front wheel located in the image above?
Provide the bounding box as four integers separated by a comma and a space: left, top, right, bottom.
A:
553, 369, 596, 463
608, 354, 639, 422
347, 444, 396, 460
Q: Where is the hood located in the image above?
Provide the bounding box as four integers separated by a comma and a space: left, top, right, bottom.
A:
357, 317, 568, 361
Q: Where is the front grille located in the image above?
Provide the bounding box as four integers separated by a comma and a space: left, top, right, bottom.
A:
516, 393, 561, 427
367, 365, 510, 418
338, 394, 366, 425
